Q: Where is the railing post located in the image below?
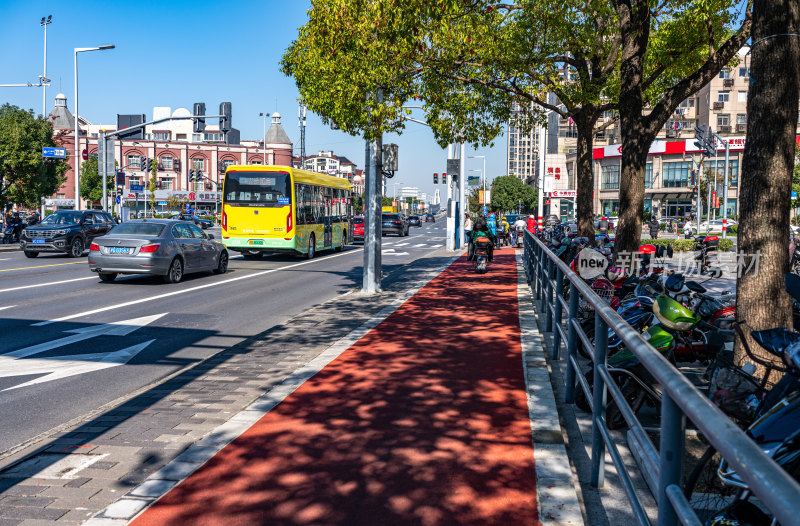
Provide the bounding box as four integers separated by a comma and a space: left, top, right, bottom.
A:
540, 257, 549, 317
533, 241, 542, 300
657, 394, 686, 526
544, 259, 554, 333
552, 267, 564, 359
565, 281, 579, 403
591, 312, 608, 488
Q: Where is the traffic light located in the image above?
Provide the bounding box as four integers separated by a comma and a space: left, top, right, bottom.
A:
193, 103, 206, 133
219, 102, 232, 133
148, 159, 155, 172
433, 173, 439, 184
189, 169, 195, 182
196, 170, 203, 182
142, 157, 149, 173
116, 186, 123, 195
174, 158, 181, 172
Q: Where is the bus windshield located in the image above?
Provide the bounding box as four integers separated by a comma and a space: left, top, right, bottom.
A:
224, 171, 291, 207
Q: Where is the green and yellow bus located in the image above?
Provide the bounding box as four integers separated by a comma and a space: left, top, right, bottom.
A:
221, 165, 352, 258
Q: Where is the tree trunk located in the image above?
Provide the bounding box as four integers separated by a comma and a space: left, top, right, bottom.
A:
613, 0, 650, 260
734, 0, 800, 376
574, 115, 595, 239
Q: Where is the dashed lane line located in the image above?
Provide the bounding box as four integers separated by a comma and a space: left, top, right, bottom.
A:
0, 276, 97, 293
0, 261, 85, 272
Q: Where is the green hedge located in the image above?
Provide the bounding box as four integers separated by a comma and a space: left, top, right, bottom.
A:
640, 238, 734, 252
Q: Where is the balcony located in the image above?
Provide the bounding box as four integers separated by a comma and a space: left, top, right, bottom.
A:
736, 123, 747, 133
713, 102, 725, 110
723, 78, 734, 88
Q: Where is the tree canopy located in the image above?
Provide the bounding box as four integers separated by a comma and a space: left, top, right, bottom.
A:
0, 104, 68, 210
489, 175, 537, 214
79, 157, 103, 204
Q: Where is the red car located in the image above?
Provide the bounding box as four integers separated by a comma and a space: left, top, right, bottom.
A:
352, 216, 365, 243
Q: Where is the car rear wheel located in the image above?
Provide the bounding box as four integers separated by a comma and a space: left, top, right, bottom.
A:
307, 234, 315, 259
163, 258, 183, 283
213, 251, 228, 274
99, 273, 117, 283
69, 237, 84, 258
23, 250, 38, 258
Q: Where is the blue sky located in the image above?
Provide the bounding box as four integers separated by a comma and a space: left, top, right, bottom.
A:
0, 0, 507, 201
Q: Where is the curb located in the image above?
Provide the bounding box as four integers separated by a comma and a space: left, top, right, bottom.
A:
86, 252, 461, 525
515, 251, 585, 526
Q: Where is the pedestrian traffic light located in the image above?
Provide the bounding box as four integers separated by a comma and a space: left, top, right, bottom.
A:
142, 157, 149, 173
219, 102, 232, 133
193, 102, 206, 133
433, 173, 439, 184
116, 186, 122, 195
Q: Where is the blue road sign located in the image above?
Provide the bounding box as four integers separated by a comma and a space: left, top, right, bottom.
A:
793, 191, 797, 200
130, 184, 144, 192
42, 147, 67, 159
482, 205, 488, 215
115, 196, 121, 205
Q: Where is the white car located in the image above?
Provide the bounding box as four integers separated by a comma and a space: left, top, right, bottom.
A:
694, 219, 738, 234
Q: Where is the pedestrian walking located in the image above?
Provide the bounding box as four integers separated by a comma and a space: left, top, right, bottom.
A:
464, 213, 473, 244
648, 217, 660, 239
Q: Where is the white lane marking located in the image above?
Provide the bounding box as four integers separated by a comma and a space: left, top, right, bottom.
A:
413, 243, 427, 248
0, 305, 16, 311
0, 258, 9, 261
32, 249, 362, 326
430, 244, 443, 248
0, 276, 96, 294
16, 313, 166, 358
394, 243, 409, 247
0, 340, 155, 392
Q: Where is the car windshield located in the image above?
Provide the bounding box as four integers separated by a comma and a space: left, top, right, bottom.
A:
108, 223, 165, 237
223, 171, 291, 207
40, 212, 83, 225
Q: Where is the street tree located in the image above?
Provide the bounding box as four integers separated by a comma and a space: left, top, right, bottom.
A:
148, 162, 158, 215
79, 157, 103, 205
490, 175, 537, 214
734, 0, 800, 373
611, 0, 753, 257
280, 0, 623, 239
0, 104, 67, 210
166, 194, 188, 212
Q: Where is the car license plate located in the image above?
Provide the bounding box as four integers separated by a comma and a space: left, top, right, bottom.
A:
32, 239, 45, 244
383, 222, 392, 227
109, 247, 130, 254
249, 240, 263, 246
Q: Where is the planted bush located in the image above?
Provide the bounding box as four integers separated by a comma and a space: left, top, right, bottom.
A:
640, 238, 733, 252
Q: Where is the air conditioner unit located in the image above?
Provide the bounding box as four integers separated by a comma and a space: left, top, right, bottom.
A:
723, 78, 734, 87
736, 123, 747, 132
719, 125, 732, 133
713, 102, 725, 110
666, 130, 677, 138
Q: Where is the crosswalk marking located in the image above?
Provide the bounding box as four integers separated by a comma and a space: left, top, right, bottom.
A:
394, 243, 409, 247
414, 243, 426, 248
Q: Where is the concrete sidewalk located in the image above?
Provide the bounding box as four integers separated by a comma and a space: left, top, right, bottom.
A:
0, 247, 583, 525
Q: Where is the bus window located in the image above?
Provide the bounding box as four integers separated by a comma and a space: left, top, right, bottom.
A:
223, 171, 291, 206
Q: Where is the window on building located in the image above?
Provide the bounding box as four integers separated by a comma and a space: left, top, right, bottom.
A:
663, 161, 690, 188
222, 159, 235, 172
203, 132, 224, 142
645, 163, 653, 189
738, 90, 748, 102
159, 178, 173, 190
160, 156, 173, 170
717, 114, 730, 127
129, 177, 141, 186
678, 98, 696, 108
127, 155, 141, 169
600, 199, 619, 216
725, 198, 738, 216
191, 134, 202, 142
719, 69, 731, 79
176, 133, 187, 141
251, 160, 262, 165
192, 158, 205, 171
737, 114, 747, 125
153, 132, 170, 141
56, 193, 65, 199
601, 163, 620, 189
739, 67, 750, 77
706, 160, 739, 188
718, 91, 730, 102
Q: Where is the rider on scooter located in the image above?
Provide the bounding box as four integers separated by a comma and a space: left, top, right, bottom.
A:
468, 215, 495, 262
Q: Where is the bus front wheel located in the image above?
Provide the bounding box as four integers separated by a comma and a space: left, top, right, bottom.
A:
335, 233, 345, 252
307, 234, 315, 259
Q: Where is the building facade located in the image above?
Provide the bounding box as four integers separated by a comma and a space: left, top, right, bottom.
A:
46, 94, 294, 213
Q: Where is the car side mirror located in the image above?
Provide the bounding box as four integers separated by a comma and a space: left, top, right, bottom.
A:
207, 234, 215, 240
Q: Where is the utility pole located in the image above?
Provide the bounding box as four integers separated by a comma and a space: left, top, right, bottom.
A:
537, 121, 546, 229
298, 102, 307, 166
41, 15, 52, 117
362, 91, 382, 294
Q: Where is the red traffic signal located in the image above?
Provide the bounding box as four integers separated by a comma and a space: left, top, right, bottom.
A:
433, 173, 439, 184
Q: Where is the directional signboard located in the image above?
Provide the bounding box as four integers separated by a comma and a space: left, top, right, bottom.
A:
42, 147, 67, 159
130, 184, 144, 192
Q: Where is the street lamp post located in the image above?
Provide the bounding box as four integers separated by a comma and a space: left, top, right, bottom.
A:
40, 15, 52, 117
73, 44, 114, 210
259, 112, 267, 164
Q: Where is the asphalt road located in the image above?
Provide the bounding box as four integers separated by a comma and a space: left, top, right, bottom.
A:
0, 220, 448, 455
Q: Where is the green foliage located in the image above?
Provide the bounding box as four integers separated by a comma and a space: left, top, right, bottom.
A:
148, 162, 158, 213
0, 104, 68, 209
729, 224, 738, 235
489, 175, 536, 214
79, 157, 103, 204
641, 238, 733, 252
381, 196, 393, 207
166, 194, 189, 212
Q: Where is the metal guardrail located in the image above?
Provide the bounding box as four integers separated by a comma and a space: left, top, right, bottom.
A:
522, 231, 800, 526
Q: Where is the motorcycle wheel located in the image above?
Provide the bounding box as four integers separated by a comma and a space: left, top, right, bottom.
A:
683, 445, 739, 523
605, 380, 647, 430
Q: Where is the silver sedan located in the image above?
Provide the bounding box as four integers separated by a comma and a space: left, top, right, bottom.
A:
88, 219, 229, 283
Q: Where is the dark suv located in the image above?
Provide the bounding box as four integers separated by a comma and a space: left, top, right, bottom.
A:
20, 210, 115, 258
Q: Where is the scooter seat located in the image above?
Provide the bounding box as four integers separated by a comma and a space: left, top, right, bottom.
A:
751, 328, 800, 357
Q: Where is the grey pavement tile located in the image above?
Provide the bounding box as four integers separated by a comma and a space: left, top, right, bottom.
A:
97, 498, 149, 520
56, 509, 97, 523
129, 479, 177, 498
63, 478, 90, 489
0, 507, 68, 520
0, 496, 55, 507
39, 486, 100, 501
0, 485, 46, 497
0, 519, 22, 526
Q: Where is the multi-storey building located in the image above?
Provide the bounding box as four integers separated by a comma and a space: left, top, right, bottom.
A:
293, 151, 357, 180
506, 101, 541, 182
